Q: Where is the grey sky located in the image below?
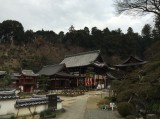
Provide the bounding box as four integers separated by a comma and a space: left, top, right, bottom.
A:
0, 0, 154, 34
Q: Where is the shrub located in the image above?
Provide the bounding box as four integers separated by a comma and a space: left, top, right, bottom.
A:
105, 96, 117, 102
40, 108, 53, 118
111, 97, 117, 102
10, 116, 16, 119
117, 102, 135, 117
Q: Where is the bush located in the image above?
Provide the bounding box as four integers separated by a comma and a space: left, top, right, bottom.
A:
105, 96, 117, 102
117, 102, 135, 117
40, 108, 54, 118
10, 116, 16, 119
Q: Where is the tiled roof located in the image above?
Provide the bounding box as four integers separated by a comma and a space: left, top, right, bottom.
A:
10, 73, 20, 80
15, 94, 62, 108
115, 56, 147, 67
91, 61, 107, 68
32, 94, 62, 102
15, 97, 48, 108
22, 70, 39, 77
0, 89, 18, 100
122, 56, 144, 64
38, 64, 79, 78
38, 64, 66, 76
60, 50, 101, 68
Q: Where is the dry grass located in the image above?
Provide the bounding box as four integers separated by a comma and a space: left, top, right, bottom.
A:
86, 95, 101, 109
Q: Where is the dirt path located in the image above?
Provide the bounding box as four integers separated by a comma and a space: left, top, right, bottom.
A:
16, 90, 123, 119
55, 95, 89, 119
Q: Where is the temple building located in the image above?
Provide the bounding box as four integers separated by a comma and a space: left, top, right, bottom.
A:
60, 50, 108, 88
37, 64, 79, 90
15, 70, 39, 92
114, 56, 147, 72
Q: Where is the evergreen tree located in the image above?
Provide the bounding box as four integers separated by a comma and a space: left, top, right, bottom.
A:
141, 24, 152, 49
153, 15, 160, 41
0, 20, 24, 45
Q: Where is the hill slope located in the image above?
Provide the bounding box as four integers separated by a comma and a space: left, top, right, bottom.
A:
0, 44, 87, 72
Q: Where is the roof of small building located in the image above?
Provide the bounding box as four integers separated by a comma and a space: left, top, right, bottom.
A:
10, 73, 20, 80
115, 56, 147, 67
60, 50, 105, 68
21, 70, 39, 77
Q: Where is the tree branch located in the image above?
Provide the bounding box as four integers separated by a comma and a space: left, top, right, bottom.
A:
114, 0, 160, 17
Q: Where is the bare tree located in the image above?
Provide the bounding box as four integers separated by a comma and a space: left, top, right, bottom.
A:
114, 0, 160, 16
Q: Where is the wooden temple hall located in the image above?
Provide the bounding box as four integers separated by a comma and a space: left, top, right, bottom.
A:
60, 50, 108, 88
37, 64, 80, 90
15, 70, 39, 92
114, 56, 147, 72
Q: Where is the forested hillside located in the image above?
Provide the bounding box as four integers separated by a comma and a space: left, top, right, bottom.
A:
0, 18, 159, 72
0, 43, 88, 72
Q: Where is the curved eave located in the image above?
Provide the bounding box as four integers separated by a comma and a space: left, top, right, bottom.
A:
115, 61, 147, 68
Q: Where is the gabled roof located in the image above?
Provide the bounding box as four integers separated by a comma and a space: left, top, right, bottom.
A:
122, 56, 144, 64
115, 56, 147, 67
38, 64, 79, 78
38, 64, 67, 76
22, 70, 39, 77
10, 73, 20, 80
91, 61, 107, 68
60, 50, 103, 68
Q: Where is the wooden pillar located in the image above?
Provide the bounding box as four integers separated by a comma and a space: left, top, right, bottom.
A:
98, 74, 100, 85
77, 78, 78, 88
104, 74, 106, 89
55, 77, 56, 90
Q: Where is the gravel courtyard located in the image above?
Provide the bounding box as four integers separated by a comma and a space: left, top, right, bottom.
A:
56, 90, 124, 119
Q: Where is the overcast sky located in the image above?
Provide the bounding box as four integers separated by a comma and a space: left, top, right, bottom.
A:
0, 0, 154, 34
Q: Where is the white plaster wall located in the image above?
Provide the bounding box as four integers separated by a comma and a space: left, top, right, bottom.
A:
0, 99, 16, 115
16, 103, 62, 116
17, 104, 48, 116
57, 102, 62, 110
0, 99, 62, 117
